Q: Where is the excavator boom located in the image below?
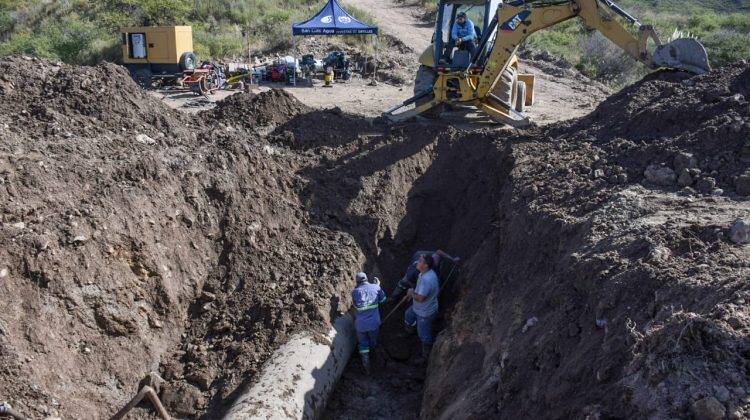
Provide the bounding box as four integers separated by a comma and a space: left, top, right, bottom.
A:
384, 0, 710, 124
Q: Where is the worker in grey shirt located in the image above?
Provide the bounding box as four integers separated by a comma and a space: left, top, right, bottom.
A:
404, 252, 440, 364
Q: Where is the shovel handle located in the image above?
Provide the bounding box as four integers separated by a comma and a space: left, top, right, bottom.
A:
382, 295, 410, 323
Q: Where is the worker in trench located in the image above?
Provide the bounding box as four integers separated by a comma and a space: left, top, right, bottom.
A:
404, 253, 441, 364
390, 249, 460, 302
351, 272, 386, 374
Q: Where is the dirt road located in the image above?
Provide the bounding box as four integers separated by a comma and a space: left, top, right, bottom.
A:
154, 78, 413, 118
354, 0, 433, 50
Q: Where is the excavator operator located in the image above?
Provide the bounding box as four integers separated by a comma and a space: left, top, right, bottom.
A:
447, 12, 477, 58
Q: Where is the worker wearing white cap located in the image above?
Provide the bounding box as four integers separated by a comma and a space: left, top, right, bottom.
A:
351, 272, 386, 374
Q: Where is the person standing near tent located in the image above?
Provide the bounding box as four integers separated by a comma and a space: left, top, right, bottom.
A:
351, 272, 386, 374
291, 0, 379, 84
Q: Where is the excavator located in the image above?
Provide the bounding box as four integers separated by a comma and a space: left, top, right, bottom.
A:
384, 0, 711, 126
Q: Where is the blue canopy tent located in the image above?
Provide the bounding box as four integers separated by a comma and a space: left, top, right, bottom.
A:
293, 0, 378, 35
291, 0, 379, 85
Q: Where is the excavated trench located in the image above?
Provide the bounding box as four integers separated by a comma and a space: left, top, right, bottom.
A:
200, 116, 516, 419
172, 114, 517, 419
314, 128, 514, 419
3, 58, 750, 420
0, 59, 523, 418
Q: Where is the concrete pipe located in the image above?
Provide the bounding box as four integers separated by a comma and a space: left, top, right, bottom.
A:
0, 402, 30, 420
223, 314, 355, 420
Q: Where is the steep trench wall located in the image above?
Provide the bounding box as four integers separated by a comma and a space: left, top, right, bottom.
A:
421, 64, 750, 419
321, 127, 516, 419
4, 57, 749, 420
421, 145, 593, 418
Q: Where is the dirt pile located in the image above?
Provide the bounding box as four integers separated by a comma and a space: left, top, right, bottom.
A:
0, 57, 371, 419
0, 57, 210, 420
0, 56, 192, 141
553, 62, 750, 196
2, 52, 750, 420
205, 90, 310, 129
421, 63, 750, 419
268, 107, 371, 151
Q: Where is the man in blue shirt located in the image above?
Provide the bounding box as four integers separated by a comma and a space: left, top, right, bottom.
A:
449, 12, 477, 58
351, 272, 386, 374
390, 249, 459, 302
404, 253, 440, 364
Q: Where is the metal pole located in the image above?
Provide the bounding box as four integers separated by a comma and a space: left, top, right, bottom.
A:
438, 264, 459, 294
374, 34, 379, 82
364, 49, 368, 79
435, 1, 446, 68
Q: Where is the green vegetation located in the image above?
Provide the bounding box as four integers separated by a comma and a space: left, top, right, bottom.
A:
416, 0, 439, 15
0, 0, 375, 64
526, 1, 750, 87
0, 0, 747, 87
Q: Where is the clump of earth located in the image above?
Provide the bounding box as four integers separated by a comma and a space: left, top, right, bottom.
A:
1, 54, 749, 420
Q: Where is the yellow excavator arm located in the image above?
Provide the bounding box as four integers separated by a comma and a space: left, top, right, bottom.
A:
385, 0, 710, 125
477, 0, 708, 97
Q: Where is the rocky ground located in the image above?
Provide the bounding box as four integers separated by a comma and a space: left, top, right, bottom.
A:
1, 50, 748, 420
1, 0, 750, 417
0, 57, 378, 419
420, 62, 750, 420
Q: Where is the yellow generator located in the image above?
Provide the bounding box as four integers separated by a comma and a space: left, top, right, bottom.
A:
121, 26, 197, 88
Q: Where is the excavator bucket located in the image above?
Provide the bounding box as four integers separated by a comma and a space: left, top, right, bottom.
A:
652, 38, 711, 75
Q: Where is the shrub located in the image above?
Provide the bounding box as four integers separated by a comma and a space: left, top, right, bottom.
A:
0, 0, 747, 76
701, 29, 750, 66
577, 32, 647, 88
527, 20, 587, 63
42, 15, 110, 63
525, 4, 750, 88
195, 25, 244, 58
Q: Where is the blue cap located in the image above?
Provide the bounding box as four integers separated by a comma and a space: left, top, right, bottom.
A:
356, 272, 368, 283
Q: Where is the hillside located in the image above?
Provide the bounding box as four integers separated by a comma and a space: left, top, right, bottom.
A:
631, 0, 750, 12
0, 0, 373, 65
526, 0, 750, 86
0, 0, 747, 79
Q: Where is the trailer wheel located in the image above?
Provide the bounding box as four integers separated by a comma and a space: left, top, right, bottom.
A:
179, 52, 197, 71
132, 69, 153, 89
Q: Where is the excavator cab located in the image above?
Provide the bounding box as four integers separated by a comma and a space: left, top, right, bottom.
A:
429, 0, 503, 68
404, 0, 535, 124
385, 0, 711, 126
